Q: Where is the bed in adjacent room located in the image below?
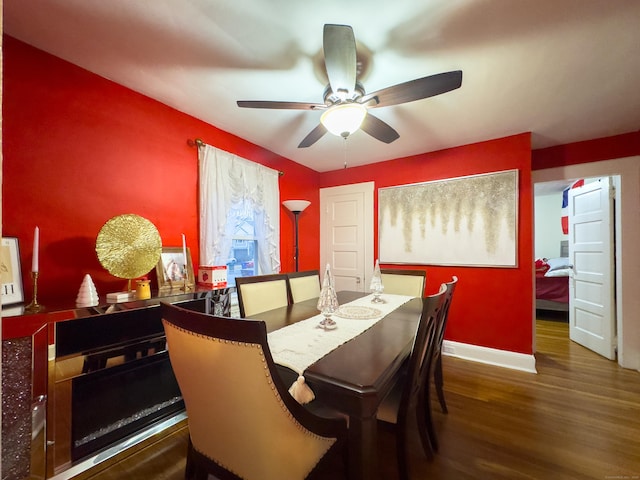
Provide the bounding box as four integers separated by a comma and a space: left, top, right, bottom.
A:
535, 243, 571, 313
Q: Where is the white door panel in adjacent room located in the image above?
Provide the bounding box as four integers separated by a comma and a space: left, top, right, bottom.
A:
568, 178, 616, 360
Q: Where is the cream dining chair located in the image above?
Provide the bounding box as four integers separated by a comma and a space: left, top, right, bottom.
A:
235, 273, 290, 318
161, 302, 348, 480
287, 270, 321, 303
380, 268, 427, 297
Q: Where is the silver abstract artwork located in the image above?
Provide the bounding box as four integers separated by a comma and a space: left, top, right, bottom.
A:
378, 170, 518, 267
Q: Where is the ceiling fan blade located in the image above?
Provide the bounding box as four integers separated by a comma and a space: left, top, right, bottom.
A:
237, 100, 326, 110
360, 113, 400, 144
323, 24, 357, 96
298, 123, 328, 148
360, 70, 463, 108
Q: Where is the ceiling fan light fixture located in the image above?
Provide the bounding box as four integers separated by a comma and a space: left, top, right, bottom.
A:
237, 25, 462, 148
320, 103, 367, 137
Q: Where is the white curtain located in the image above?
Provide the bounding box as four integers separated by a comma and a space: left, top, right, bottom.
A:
198, 144, 281, 274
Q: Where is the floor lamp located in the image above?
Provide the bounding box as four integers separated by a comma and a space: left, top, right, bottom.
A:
283, 200, 310, 272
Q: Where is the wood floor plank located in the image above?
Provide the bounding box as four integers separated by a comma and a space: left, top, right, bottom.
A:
77, 318, 640, 480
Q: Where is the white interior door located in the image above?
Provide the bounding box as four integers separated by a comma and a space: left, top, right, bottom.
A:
320, 182, 373, 292
568, 178, 616, 360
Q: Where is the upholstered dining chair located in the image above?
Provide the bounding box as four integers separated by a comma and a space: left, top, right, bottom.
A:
235, 273, 290, 318
380, 268, 427, 297
376, 284, 447, 479
287, 270, 321, 303
161, 302, 348, 480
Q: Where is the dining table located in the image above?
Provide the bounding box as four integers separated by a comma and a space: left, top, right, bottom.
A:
247, 290, 423, 480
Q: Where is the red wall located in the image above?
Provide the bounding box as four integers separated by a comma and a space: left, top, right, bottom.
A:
2, 36, 320, 306
532, 131, 640, 169
320, 134, 534, 354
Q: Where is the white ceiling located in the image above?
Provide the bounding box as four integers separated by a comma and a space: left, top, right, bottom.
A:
4, 0, 640, 172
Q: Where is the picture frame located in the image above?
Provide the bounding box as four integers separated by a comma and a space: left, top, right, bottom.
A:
155, 246, 195, 290
1, 237, 25, 305
378, 169, 519, 267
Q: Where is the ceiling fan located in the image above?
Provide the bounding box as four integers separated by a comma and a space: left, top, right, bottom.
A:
237, 24, 462, 148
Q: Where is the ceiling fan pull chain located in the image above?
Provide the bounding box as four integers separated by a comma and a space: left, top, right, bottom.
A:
343, 137, 348, 169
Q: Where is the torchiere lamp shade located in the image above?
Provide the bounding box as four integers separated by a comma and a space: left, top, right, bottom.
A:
283, 200, 311, 213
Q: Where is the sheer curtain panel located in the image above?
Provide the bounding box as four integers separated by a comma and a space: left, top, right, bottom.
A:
198, 144, 280, 274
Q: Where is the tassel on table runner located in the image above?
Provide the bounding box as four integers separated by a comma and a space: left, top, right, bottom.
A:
288, 376, 315, 404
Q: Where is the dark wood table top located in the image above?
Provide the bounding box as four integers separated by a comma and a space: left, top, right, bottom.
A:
249, 290, 423, 416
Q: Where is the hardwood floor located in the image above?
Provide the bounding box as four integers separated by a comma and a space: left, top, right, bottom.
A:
76, 318, 640, 480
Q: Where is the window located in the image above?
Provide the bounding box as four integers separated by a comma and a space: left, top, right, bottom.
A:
198, 143, 281, 282
226, 207, 258, 286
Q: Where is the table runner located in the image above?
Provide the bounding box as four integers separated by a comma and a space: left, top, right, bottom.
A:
268, 293, 415, 403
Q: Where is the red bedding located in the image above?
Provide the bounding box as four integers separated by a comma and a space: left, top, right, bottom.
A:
536, 273, 569, 303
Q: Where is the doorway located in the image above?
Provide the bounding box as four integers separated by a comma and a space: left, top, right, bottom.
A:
319, 182, 374, 292
533, 169, 625, 366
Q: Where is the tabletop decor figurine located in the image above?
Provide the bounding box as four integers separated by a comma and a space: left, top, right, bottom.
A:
370, 258, 385, 303
75, 274, 99, 308
317, 263, 339, 330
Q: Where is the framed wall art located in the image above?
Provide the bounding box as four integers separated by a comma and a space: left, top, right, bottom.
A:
156, 246, 195, 290
1, 237, 25, 305
378, 169, 519, 267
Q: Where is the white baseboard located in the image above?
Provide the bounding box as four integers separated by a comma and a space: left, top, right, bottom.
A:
442, 340, 537, 373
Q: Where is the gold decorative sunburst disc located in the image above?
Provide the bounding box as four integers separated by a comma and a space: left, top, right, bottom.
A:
96, 214, 162, 279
